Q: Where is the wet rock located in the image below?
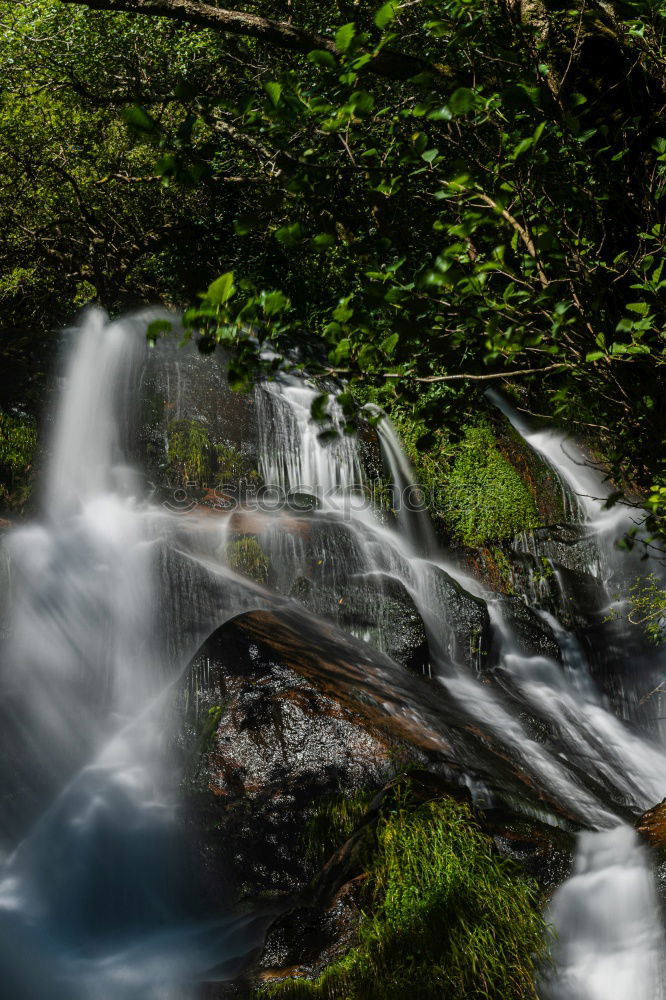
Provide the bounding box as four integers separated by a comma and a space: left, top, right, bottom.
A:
428, 566, 491, 671
495, 595, 561, 662
484, 808, 574, 890
636, 798, 666, 850
180, 622, 424, 911
290, 574, 429, 674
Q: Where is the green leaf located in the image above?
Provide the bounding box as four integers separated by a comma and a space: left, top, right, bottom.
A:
206, 272, 235, 305
349, 90, 375, 115
381, 333, 399, 355
262, 290, 290, 315
585, 350, 606, 362
511, 137, 534, 159
233, 213, 258, 236
357, 344, 377, 370
307, 49, 337, 68
337, 391, 355, 416
313, 232, 335, 248
335, 23, 357, 53
626, 302, 649, 316
274, 222, 304, 247
264, 81, 282, 107
449, 88, 475, 115
310, 393, 330, 422
421, 148, 439, 163
147, 319, 172, 342
227, 357, 251, 393
331, 338, 351, 362
121, 105, 156, 133
333, 298, 354, 322
375, 1, 398, 29
428, 106, 453, 121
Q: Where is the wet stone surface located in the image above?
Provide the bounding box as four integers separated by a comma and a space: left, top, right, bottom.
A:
178, 622, 420, 910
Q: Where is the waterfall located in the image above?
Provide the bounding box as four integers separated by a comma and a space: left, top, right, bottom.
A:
2, 310, 665, 997
543, 826, 666, 1000
0, 311, 274, 998
255, 378, 365, 507
257, 378, 666, 997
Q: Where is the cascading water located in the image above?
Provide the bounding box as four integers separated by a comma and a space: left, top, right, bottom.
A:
2, 310, 665, 997
255, 376, 666, 998
542, 826, 666, 1000
0, 312, 278, 998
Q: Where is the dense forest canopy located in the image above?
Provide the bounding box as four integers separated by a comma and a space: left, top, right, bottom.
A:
0, 0, 665, 538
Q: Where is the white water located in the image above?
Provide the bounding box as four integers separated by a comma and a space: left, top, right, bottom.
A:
0, 312, 274, 998
257, 377, 666, 998
543, 825, 665, 1000
1, 314, 665, 996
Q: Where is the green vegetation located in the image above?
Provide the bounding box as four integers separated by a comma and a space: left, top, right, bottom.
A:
441, 421, 541, 546
183, 703, 224, 785
0, 412, 37, 511
263, 786, 545, 999
1, 0, 665, 541
619, 573, 666, 645
166, 420, 217, 484
304, 792, 375, 869
226, 536, 269, 584
217, 443, 260, 487
165, 420, 260, 490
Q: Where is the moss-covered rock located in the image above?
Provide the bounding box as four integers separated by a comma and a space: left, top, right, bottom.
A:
259, 781, 545, 1000
440, 420, 541, 547
166, 419, 217, 484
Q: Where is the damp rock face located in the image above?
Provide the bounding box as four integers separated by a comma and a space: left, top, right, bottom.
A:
495, 595, 562, 663
179, 622, 423, 911
290, 574, 429, 675
427, 566, 491, 671
636, 798, 666, 850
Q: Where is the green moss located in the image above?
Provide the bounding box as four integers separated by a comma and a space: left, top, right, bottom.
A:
262, 788, 545, 1000
441, 421, 541, 546
0, 410, 37, 510
166, 421, 260, 493
226, 535, 269, 584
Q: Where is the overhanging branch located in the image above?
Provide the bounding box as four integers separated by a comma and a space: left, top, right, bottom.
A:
57, 0, 440, 80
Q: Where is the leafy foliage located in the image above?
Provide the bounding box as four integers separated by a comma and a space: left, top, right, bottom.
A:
0, 0, 665, 531
166, 419, 216, 484
622, 573, 666, 645
0, 411, 37, 510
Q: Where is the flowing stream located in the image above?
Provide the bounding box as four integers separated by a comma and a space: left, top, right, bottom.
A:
0, 310, 665, 997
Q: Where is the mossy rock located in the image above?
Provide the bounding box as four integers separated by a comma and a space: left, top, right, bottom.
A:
440, 420, 542, 547
166, 418, 217, 484
259, 779, 545, 1000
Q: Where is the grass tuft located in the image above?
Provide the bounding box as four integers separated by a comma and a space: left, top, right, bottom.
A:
261, 787, 545, 999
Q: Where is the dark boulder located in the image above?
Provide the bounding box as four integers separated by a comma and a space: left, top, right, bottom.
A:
290, 573, 429, 674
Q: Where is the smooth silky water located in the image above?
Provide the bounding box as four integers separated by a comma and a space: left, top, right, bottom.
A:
1, 310, 665, 997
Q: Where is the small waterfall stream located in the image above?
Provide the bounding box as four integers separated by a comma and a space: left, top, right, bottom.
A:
255, 377, 666, 999
0, 311, 664, 997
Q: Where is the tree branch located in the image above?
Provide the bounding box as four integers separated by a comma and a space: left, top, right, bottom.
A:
57, 0, 440, 80
323, 362, 571, 382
